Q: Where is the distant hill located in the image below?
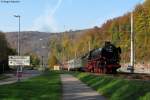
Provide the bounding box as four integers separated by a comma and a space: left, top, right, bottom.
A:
4, 30, 86, 63
6, 31, 51, 57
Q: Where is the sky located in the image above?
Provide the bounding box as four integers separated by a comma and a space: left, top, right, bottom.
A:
0, 0, 145, 32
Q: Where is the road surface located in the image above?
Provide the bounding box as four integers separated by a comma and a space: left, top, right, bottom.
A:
0, 70, 41, 85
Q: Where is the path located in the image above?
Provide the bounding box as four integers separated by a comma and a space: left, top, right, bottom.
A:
61, 74, 107, 100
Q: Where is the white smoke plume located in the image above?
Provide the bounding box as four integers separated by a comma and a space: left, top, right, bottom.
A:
30, 0, 63, 32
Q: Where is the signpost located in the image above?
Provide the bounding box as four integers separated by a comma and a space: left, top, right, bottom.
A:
8, 56, 30, 81
9, 56, 30, 66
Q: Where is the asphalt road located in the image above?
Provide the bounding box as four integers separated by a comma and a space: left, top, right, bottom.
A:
0, 70, 41, 85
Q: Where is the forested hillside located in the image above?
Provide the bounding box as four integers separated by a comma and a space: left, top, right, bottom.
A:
49, 0, 150, 64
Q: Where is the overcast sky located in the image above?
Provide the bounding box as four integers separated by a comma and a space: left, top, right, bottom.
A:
0, 0, 144, 32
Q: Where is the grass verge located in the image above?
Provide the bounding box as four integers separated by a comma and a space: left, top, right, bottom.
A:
73, 72, 150, 100
0, 71, 61, 100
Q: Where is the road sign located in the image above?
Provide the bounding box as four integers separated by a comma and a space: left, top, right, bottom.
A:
8, 56, 30, 66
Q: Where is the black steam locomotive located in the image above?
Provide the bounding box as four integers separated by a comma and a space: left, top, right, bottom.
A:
64, 42, 121, 74
83, 42, 121, 74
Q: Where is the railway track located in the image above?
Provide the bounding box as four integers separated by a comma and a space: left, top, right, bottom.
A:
89, 72, 150, 81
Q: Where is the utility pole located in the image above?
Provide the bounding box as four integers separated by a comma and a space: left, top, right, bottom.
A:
14, 15, 20, 56
130, 12, 134, 73
88, 41, 91, 52
75, 48, 77, 58
63, 25, 65, 64
14, 15, 21, 81
40, 38, 46, 71
128, 0, 144, 73
42, 56, 44, 71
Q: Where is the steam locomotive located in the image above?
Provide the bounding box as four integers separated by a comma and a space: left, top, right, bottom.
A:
83, 42, 121, 74
65, 42, 121, 74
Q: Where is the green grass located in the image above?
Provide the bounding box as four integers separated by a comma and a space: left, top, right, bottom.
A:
73, 72, 150, 100
0, 71, 61, 100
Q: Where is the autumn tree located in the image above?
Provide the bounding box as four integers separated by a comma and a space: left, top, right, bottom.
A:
48, 52, 58, 69
47, 0, 150, 63
0, 32, 16, 73
27, 53, 40, 69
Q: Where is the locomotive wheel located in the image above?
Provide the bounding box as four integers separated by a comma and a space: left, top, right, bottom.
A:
90, 68, 94, 73
103, 68, 107, 74
98, 68, 101, 73
112, 68, 117, 74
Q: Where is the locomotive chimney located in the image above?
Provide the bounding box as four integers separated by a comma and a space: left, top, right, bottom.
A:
105, 41, 111, 46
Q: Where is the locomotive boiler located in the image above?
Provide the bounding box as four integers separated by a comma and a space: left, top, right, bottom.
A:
83, 42, 121, 74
